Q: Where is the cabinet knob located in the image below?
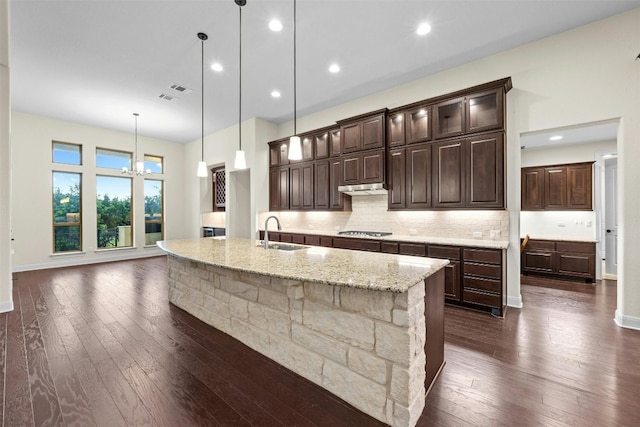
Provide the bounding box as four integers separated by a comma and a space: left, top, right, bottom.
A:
606, 229, 612, 233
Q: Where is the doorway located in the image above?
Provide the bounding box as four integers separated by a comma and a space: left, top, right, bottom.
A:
603, 156, 618, 278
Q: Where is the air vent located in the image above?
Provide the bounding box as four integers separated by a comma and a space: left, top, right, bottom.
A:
158, 93, 180, 102
169, 84, 192, 94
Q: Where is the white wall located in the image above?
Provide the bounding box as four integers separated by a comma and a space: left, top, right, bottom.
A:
521, 140, 617, 167
10, 112, 186, 271
269, 9, 640, 325
0, 0, 12, 311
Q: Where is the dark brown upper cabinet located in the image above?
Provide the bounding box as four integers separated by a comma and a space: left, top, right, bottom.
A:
268, 139, 289, 166
269, 166, 289, 211
434, 97, 465, 140
290, 162, 314, 210
342, 149, 385, 186
386, 105, 431, 147
290, 135, 314, 163
387, 148, 406, 209
432, 139, 465, 208
314, 132, 329, 159
329, 128, 341, 157
406, 143, 433, 209
521, 162, 593, 211
466, 88, 504, 133
466, 132, 504, 208
338, 109, 386, 153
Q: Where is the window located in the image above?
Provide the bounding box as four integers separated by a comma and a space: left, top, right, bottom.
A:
144, 179, 163, 245
144, 155, 163, 174
96, 176, 132, 248
53, 172, 82, 252
53, 142, 82, 165
96, 148, 131, 171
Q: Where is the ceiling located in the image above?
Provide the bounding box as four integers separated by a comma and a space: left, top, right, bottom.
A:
9, 0, 640, 144
520, 121, 619, 151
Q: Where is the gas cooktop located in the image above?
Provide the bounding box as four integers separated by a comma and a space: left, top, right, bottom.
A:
337, 230, 393, 238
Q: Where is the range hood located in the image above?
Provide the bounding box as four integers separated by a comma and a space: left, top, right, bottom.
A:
337, 183, 388, 196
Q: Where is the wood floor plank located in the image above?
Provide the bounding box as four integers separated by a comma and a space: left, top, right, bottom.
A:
6, 258, 640, 427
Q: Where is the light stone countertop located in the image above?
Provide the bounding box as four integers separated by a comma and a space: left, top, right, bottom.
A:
520, 235, 597, 243
262, 228, 510, 250
157, 237, 449, 293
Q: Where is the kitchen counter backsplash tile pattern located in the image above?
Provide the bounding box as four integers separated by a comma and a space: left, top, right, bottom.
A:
258, 195, 509, 241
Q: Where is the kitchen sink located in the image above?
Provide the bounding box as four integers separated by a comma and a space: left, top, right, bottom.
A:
258, 242, 308, 251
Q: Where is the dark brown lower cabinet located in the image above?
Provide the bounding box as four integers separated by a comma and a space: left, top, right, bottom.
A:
522, 238, 595, 282
258, 230, 505, 316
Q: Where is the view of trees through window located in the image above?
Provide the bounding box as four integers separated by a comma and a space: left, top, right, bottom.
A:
96, 176, 132, 248
145, 179, 163, 245
53, 172, 82, 252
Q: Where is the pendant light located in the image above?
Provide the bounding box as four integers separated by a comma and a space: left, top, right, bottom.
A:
122, 113, 151, 176
234, 0, 247, 170
288, 0, 302, 160
196, 32, 208, 178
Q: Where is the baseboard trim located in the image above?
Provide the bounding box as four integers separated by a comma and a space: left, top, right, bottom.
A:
0, 300, 14, 313
507, 295, 523, 308
614, 310, 640, 331
12, 249, 164, 273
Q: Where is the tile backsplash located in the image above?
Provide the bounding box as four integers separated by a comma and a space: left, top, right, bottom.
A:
258, 195, 509, 240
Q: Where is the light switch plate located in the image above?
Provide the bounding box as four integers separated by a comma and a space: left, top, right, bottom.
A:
473, 231, 482, 239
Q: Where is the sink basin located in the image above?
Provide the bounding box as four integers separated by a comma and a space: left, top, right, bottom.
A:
258, 241, 308, 251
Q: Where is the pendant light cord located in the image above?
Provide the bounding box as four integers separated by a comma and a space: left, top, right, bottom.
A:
293, 0, 297, 136
239, 4, 242, 151
134, 113, 138, 162
201, 37, 205, 162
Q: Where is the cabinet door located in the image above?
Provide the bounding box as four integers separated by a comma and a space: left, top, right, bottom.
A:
341, 122, 362, 153
387, 112, 405, 147
330, 128, 341, 157
406, 143, 432, 209
406, 106, 431, 144
466, 88, 503, 133
330, 159, 346, 210
362, 149, 385, 183
269, 143, 280, 166
443, 261, 461, 301
315, 160, 330, 210
301, 163, 314, 210
269, 167, 289, 210
556, 251, 595, 279
433, 97, 465, 139
433, 139, 465, 208
521, 167, 545, 210
566, 163, 593, 209
361, 114, 385, 150
521, 250, 554, 273
278, 141, 289, 165
301, 136, 314, 162
314, 132, 329, 159
388, 148, 406, 209
466, 132, 504, 208
342, 154, 360, 185
544, 166, 567, 209
289, 164, 302, 210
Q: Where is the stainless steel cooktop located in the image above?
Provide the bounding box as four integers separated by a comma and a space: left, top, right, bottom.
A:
337, 230, 393, 238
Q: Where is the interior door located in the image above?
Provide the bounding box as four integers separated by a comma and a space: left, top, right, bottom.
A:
604, 157, 617, 276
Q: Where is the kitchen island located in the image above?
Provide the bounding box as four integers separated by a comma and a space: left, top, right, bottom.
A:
157, 237, 448, 427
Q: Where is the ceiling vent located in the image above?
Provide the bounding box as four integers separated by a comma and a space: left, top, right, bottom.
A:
169, 84, 192, 94
158, 93, 180, 102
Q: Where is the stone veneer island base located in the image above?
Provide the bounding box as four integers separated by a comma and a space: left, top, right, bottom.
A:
158, 238, 448, 427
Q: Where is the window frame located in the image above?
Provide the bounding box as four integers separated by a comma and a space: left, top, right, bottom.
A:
96, 174, 134, 249
144, 178, 164, 246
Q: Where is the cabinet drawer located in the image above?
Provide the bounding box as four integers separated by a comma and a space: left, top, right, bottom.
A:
463, 248, 501, 264
279, 233, 293, 243
320, 236, 334, 248
555, 241, 594, 254
525, 240, 555, 251
381, 242, 399, 254
291, 234, 305, 244
463, 276, 501, 293
399, 243, 426, 257
463, 289, 501, 308
428, 245, 461, 260
333, 237, 381, 252
464, 262, 501, 279
305, 235, 320, 246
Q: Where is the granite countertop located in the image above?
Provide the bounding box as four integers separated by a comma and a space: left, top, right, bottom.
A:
263, 228, 510, 250
520, 235, 597, 243
157, 237, 449, 293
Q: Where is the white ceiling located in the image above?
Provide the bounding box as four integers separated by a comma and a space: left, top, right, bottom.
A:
9, 0, 640, 144
520, 121, 619, 151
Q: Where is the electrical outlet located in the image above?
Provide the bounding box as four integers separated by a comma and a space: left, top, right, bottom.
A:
409, 229, 418, 236
473, 231, 482, 239
490, 230, 500, 239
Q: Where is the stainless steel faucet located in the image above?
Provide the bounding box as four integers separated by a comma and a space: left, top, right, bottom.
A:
263, 215, 282, 249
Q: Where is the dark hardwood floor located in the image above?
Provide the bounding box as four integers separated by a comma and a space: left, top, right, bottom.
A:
2, 257, 639, 426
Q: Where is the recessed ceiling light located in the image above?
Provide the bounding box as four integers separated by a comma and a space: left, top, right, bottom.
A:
416, 23, 431, 36
211, 62, 223, 72
329, 64, 340, 73
271, 90, 281, 98
269, 19, 283, 32
550, 135, 563, 141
